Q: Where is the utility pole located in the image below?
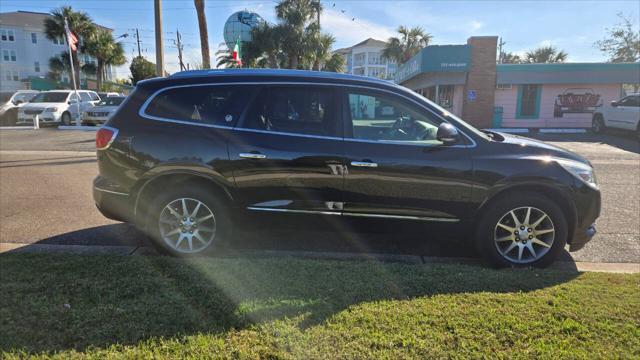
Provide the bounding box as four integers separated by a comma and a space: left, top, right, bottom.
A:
135, 28, 142, 58
154, 0, 165, 76
315, 0, 320, 28
497, 37, 506, 63
176, 29, 185, 71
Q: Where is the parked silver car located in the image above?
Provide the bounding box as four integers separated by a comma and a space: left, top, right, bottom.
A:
82, 96, 126, 125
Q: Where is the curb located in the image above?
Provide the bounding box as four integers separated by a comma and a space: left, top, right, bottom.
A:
2, 242, 638, 273
57, 125, 100, 131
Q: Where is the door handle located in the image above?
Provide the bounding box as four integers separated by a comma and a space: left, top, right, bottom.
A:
351, 161, 378, 168
239, 153, 267, 159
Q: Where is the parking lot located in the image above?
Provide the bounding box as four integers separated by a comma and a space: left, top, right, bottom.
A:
0, 128, 638, 264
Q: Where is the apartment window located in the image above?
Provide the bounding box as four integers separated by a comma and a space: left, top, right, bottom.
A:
368, 52, 381, 65
517, 84, 541, 118
1, 29, 15, 41
52, 37, 58, 45
353, 53, 365, 66
52, 36, 65, 45
5, 70, 19, 81
3, 49, 17, 62
31, 33, 37, 44
34, 61, 40, 72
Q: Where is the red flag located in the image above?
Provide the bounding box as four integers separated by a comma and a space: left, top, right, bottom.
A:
64, 18, 79, 52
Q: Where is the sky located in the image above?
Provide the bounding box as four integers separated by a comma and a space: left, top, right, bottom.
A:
1, 0, 638, 79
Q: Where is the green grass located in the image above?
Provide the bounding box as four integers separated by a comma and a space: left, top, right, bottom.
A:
1, 254, 638, 359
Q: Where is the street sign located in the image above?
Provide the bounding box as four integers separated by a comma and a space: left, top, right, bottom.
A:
468, 90, 477, 102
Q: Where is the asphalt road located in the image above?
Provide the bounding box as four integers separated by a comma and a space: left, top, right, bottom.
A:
1, 128, 638, 263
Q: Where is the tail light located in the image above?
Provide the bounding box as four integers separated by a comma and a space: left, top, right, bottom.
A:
96, 126, 119, 150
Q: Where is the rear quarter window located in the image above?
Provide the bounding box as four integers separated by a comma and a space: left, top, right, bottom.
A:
143, 85, 254, 126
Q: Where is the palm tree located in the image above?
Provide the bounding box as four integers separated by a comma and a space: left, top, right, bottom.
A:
304, 33, 336, 70
215, 43, 241, 69
523, 46, 568, 63
382, 26, 432, 64
84, 29, 125, 91
249, 23, 281, 68
275, 0, 320, 69
194, 0, 211, 69
499, 51, 522, 64
44, 6, 96, 88
322, 53, 345, 72
48, 52, 96, 84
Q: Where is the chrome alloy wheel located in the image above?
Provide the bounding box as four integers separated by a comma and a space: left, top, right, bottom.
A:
158, 198, 217, 254
494, 206, 555, 264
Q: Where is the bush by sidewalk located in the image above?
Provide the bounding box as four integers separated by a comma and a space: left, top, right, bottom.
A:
1, 254, 638, 358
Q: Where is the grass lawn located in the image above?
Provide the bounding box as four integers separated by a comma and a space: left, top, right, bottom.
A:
1, 254, 638, 359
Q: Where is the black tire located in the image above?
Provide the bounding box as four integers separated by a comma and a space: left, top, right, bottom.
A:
475, 192, 568, 268
591, 115, 605, 134
61, 112, 72, 126
145, 186, 231, 257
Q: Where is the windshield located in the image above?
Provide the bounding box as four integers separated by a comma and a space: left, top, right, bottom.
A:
30, 92, 69, 103
97, 97, 125, 106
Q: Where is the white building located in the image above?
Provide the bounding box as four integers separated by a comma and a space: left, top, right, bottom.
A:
0, 11, 115, 91
334, 38, 397, 80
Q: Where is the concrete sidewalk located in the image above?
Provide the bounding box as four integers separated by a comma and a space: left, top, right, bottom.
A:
2, 242, 638, 274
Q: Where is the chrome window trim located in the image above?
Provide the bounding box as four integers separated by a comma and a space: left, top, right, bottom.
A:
247, 207, 341, 216
247, 206, 459, 222
138, 81, 478, 148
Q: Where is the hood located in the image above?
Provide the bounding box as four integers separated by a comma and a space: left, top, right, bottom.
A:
495, 131, 590, 165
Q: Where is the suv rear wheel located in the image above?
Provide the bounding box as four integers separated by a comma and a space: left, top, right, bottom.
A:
591, 114, 605, 134
146, 187, 231, 256
476, 192, 567, 268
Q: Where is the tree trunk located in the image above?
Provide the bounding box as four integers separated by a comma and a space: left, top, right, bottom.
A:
97, 61, 104, 92
194, 0, 211, 69
289, 55, 298, 69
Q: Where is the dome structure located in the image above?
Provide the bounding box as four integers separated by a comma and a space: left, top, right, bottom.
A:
223, 11, 264, 50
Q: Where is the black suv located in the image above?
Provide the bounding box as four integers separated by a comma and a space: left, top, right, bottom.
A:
94, 69, 600, 267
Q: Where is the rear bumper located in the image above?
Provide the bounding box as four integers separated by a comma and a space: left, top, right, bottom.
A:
93, 176, 134, 223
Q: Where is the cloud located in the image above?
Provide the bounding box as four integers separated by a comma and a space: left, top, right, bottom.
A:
322, 8, 396, 48
469, 20, 484, 31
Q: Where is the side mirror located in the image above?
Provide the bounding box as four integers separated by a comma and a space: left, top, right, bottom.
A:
611, 101, 618, 107
68, 99, 78, 104
437, 123, 460, 145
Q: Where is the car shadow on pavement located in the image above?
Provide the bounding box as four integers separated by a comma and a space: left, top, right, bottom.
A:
0, 237, 580, 355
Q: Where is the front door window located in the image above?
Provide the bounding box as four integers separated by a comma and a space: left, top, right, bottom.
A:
346, 91, 442, 145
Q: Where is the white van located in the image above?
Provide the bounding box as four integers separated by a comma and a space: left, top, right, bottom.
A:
17, 90, 100, 125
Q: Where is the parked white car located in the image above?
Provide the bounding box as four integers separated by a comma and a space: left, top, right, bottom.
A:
592, 93, 640, 138
97, 92, 122, 98
82, 96, 126, 125
17, 90, 100, 125
0, 90, 39, 125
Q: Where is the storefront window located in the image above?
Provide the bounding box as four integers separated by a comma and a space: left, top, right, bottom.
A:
517, 84, 541, 118
438, 85, 454, 109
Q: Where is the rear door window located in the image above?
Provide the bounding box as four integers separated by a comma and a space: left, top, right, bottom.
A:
241, 86, 339, 137
79, 92, 92, 102
144, 85, 254, 126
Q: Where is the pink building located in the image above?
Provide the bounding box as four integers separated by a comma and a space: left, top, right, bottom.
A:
397, 37, 640, 129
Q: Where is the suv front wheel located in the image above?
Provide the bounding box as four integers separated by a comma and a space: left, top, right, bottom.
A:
146, 187, 231, 256
476, 193, 568, 268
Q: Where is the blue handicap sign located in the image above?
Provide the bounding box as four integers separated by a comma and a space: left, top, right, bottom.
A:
467, 90, 477, 102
